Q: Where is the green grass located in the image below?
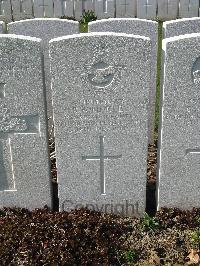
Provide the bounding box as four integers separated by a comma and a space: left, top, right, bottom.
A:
79, 22, 88, 33
79, 21, 163, 139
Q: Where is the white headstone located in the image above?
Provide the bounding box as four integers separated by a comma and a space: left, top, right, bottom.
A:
179, 0, 199, 18
12, 0, 33, 21
83, 0, 95, 11
137, 0, 157, 20
53, 0, 63, 17
0, 34, 52, 209
163, 18, 200, 39
116, 0, 137, 18
49, 32, 151, 216
8, 18, 79, 126
75, 0, 83, 20
33, 0, 54, 18
158, 33, 200, 209
0, 0, 12, 22
94, 0, 115, 19
63, 0, 74, 17
89, 18, 158, 143
157, 0, 179, 20
0, 21, 4, 32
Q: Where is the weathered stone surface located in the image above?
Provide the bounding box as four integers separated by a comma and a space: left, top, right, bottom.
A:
8, 18, 79, 125
158, 33, 200, 209
179, 0, 199, 18
89, 18, 158, 143
0, 34, 52, 209
163, 18, 200, 39
137, 0, 157, 20
50, 32, 151, 216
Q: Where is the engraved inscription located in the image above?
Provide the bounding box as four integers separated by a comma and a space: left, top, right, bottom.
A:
82, 136, 122, 195
165, 98, 200, 126
66, 98, 137, 133
0, 83, 40, 191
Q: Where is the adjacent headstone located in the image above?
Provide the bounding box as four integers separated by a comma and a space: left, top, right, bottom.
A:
54, 0, 74, 18
0, 21, 4, 32
8, 18, 79, 129
89, 18, 158, 143
83, 0, 95, 12
74, 0, 82, 20
157, 0, 179, 20
137, 0, 157, 20
0, 0, 12, 22
179, 0, 199, 18
53, 0, 63, 17
163, 18, 200, 39
158, 33, 200, 209
94, 0, 115, 19
116, 0, 137, 18
33, 0, 54, 18
49, 32, 151, 216
12, 0, 33, 21
0, 34, 52, 209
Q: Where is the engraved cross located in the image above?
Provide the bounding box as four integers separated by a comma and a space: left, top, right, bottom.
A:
82, 136, 122, 195
39, 0, 48, 15
0, 83, 39, 191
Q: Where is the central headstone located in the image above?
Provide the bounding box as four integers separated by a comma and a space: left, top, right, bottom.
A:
89, 18, 158, 143
50, 32, 151, 216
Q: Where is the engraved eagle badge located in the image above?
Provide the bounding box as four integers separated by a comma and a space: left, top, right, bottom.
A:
81, 61, 125, 92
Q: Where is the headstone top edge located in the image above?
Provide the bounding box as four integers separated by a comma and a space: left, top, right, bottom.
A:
163, 33, 200, 47
89, 18, 158, 26
0, 34, 42, 43
8, 18, 79, 26
49, 32, 151, 44
163, 17, 200, 27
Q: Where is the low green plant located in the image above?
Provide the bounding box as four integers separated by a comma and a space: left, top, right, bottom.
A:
80, 10, 97, 24
141, 213, 159, 231
121, 250, 138, 263
192, 228, 200, 247
196, 215, 200, 226
191, 215, 200, 247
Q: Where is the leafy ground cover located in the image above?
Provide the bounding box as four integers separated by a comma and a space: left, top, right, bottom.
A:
1, 207, 200, 265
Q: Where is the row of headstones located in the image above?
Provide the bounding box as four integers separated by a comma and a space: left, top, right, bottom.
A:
1, 17, 200, 215
0, 0, 200, 22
